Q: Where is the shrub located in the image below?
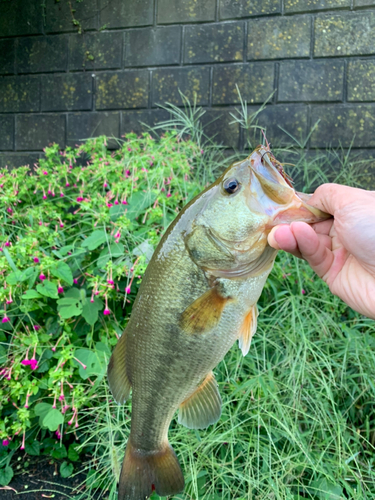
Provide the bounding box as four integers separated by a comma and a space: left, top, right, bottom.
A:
0, 131, 210, 482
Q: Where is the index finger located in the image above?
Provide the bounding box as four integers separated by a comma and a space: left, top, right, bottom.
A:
309, 184, 370, 215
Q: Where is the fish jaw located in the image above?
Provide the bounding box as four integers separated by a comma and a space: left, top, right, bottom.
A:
271, 191, 331, 226
248, 146, 331, 227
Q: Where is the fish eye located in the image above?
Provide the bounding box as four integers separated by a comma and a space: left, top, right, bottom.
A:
223, 178, 240, 195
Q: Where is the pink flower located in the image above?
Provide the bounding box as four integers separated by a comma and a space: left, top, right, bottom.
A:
114, 199, 119, 205
76, 196, 84, 202
2, 316, 9, 323
166, 193, 171, 198
201, 149, 204, 154
127, 147, 131, 151
104, 181, 108, 188
58, 286, 64, 294
60, 192, 64, 197
301, 289, 306, 295
73, 279, 78, 284
5, 242, 10, 247
43, 170, 48, 175
107, 203, 113, 208
39, 273, 46, 281
33, 257, 40, 263
103, 308, 111, 316
33, 325, 41, 331
125, 286, 131, 294
29, 359, 38, 370
2, 439, 9, 446
65, 182, 70, 187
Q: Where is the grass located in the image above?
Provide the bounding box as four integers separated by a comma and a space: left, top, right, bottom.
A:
53, 95, 375, 500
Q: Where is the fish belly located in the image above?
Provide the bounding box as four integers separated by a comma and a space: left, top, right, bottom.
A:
127, 269, 270, 450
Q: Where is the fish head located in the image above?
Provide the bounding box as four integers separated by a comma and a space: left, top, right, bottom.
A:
188, 145, 331, 277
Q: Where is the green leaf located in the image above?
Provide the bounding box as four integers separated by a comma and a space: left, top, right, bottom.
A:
25, 440, 40, 456
36, 281, 58, 299
43, 409, 64, 431
126, 191, 157, 221
27, 268, 38, 288
65, 288, 81, 299
52, 444, 67, 459
51, 262, 73, 286
74, 348, 108, 380
68, 444, 80, 462
310, 479, 343, 499
22, 290, 42, 299
97, 243, 124, 268
60, 461, 73, 478
57, 289, 83, 318
6, 271, 23, 285
95, 341, 111, 357
58, 303, 82, 318
133, 240, 154, 264
82, 230, 107, 250
109, 204, 126, 222
59, 245, 74, 256
34, 403, 52, 427
2, 248, 19, 273
20, 267, 39, 283
36, 358, 50, 373
0, 465, 13, 486
82, 296, 103, 325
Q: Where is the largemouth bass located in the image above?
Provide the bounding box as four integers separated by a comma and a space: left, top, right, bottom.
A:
108, 145, 331, 500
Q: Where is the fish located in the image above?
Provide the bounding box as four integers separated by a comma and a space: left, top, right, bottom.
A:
107, 144, 331, 500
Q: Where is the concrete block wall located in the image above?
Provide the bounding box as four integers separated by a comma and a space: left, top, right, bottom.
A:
1, 0, 375, 169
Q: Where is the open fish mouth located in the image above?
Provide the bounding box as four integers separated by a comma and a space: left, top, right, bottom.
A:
249, 144, 331, 225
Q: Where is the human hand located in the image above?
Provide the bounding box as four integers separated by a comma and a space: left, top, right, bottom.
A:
268, 184, 375, 319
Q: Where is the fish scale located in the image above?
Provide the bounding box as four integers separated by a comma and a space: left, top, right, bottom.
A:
107, 145, 331, 500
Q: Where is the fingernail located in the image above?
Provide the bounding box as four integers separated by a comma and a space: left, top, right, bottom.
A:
267, 227, 281, 250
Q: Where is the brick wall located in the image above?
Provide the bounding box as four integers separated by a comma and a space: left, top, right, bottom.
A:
1, 0, 375, 170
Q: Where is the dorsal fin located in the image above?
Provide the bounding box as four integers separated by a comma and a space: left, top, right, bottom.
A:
238, 304, 258, 356
178, 372, 222, 429
179, 287, 229, 335
107, 331, 132, 404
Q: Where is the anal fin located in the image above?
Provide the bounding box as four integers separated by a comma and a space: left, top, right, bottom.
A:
180, 288, 229, 335
238, 304, 258, 356
178, 372, 222, 429
107, 331, 131, 404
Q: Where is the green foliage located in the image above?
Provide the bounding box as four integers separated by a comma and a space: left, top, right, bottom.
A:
0, 131, 206, 467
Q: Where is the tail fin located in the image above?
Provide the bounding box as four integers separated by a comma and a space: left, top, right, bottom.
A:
118, 439, 184, 500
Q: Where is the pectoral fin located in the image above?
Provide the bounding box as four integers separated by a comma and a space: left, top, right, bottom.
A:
238, 304, 258, 356
180, 288, 229, 335
107, 331, 132, 404
178, 372, 222, 429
